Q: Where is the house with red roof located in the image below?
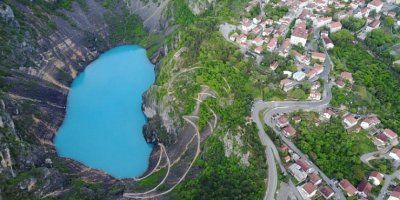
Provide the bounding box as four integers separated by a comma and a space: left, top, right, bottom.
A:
252, 37, 264, 46
298, 182, 317, 199
278, 39, 291, 57
360, 115, 380, 129
329, 21, 342, 33
311, 52, 326, 63
389, 191, 400, 200
366, 19, 381, 32
383, 129, 398, 141
367, 0, 383, 13
270, 61, 279, 71
357, 180, 373, 197
254, 46, 263, 54
276, 115, 290, 128
389, 148, 400, 160
340, 71, 354, 83
368, 171, 384, 186
282, 125, 296, 137
280, 78, 294, 92
296, 158, 313, 173
343, 114, 358, 128
268, 37, 278, 52
290, 22, 308, 47
339, 179, 357, 197
320, 186, 334, 199
309, 172, 322, 185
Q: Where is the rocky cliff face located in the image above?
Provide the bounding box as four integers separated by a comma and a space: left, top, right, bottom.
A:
0, 0, 171, 199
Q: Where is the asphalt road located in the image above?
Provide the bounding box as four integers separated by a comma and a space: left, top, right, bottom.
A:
251, 48, 348, 200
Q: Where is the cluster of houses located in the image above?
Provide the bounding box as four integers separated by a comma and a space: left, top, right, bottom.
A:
338, 170, 383, 198
278, 143, 336, 199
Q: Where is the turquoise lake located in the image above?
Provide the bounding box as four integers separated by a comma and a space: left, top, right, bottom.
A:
54, 45, 154, 178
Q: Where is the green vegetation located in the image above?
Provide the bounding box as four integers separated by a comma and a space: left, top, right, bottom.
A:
171, 0, 196, 25
370, 159, 395, 174
265, 5, 288, 21
365, 28, 397, 63
295, 117, 375, 184
341, 16, 366, 32
137, 168, 167, 189
330, 29, 400, 134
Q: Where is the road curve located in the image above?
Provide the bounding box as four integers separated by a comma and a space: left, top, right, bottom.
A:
251, 50, 347, 200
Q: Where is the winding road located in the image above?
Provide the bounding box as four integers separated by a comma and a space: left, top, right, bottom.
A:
251, 47, 347, 200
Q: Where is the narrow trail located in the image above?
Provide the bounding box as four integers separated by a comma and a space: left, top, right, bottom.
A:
135, 146, 164, 181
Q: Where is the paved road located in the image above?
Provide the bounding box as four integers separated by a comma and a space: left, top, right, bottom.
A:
377, 170, 400, 200
251, 46, 348, 200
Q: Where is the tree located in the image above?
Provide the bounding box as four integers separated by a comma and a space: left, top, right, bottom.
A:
341, 17, 366, 32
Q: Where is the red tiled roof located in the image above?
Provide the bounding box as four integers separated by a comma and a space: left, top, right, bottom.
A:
384, 129, 397, 139
369, 171, 383, 182
283, 125, 296, 136
320, 186, 334, 198
310, 172, 321, 185
357, 180, 373, 195
296, 158, 310, 172
341, 71, 353, 81
303, 182, 317, 194
339, 179, 357, 196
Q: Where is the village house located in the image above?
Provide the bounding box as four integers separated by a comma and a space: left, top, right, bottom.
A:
282, 125, 297, 137
368, 171, 384, 186
376, 132, 389, 146
293, 71, 306, 81
320, 186, 334, 199
383, 129, 398, 141
296, 158, 313, 173
276, 115, 290, 128
280, 78, 295, 92
237, 34, 247, 43
254, 46, 263, 54
329, 21, 342, 33
251, 26, 262, 35
309, 172, 322, 185
311, 81, 321, 90
321, 108, 335, 120
336, 79, 345, 88
253, 15, 263, 24
311, 52, 326, 63
293, 51, 311, 65
339, 179, 357, 197
343, 114, 358, 128
241, 18, 256, 33
268, 37, 278, 52
298, 182, 317, 199
367, 0, 383, 13
270, 61, 279, 70
252, 37, 264, 46
308, 91, 321, 101
321, 32, 335, 49
389, 148, 400, 160
389, 191, 400, 200
289, 163, 308, 182
366, 19, 381, 32
262, 27, 274, 37
340, 71, 354, 83
290, 21, 308, 47
278, 39, 291, 57
315, 17, 332, 28
360, 115, 381, 129
357, 180, 373, 197
284, 155, 291, 163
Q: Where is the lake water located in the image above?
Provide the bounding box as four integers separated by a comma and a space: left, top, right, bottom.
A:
54, 45, 154, 178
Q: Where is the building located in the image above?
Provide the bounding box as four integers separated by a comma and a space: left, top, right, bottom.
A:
284, 155, 291, 163
360, 115, 380, 129
339, 179, 357, 197
290, 23, 308, 47
309, 172, 322, 185
298, 182, 317, 199
322, 35, 334, 49
252, 37, 264, 46
366, 19, 381, 32
278, 39, 291, 57
270, 61, 279, 70
293, 71, 306, 81
383, 129, 398, 141
237, 34, 247, 43
340, 71, 354, 83
357, 180, 373, 197
282, 125, 296, 137
389, 148, 400, 160
320, 186, 334, 199
280, 78, 294, 92
289, 163, 308, 182
311, 52, 326, 62
343, 114, 358, 128
367, 0, 383, 13
276, 115, 290, 128
368, 171, 384, 186
376, 132, 389, 145
389, 191, 400, 200
329, 21, 342, 32
322, 108, 335, 120
316, 17, 332, 28
254, 46, 263, 54
309, 91, 322, 101
296, 158, 313, 173
268, 37, 278, 52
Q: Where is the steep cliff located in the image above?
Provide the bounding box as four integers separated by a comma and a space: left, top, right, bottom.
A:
0, 0, 170, 199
